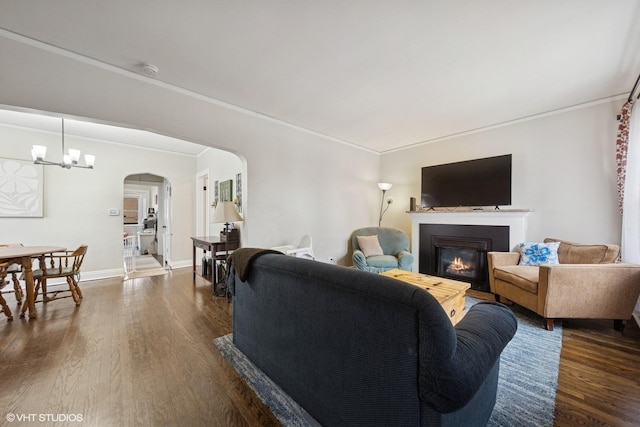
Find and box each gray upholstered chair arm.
[352,250,368,270]
[397,250,414,271]
[419,301,517,412]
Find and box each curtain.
[616,100,634,213]
[621,99,640,315]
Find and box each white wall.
[197,148,243,237]
[381,99,623,247]
[193,125,379,264]
[0,124,197,276]
[240,129,380,264]
[1,99,623,274]
[0,45,381,266]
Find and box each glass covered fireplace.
[435,239,487,283]
[438,247,480,280]
[420,224,510,292]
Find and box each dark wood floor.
[0,269,638,426]
[0,269,279,426]
[555,318,640,427]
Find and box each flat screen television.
[421,154,512,208]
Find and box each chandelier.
[31,118,96,169]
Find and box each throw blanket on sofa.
[228,248,284,281]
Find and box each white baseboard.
[41,259,193,287]
[165,259,192,270]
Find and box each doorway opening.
[196,171,209,236]
[123,173,172,278]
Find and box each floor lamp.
[211,201,243,297]
[378,182,393,226]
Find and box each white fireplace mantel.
[408,209,533,272]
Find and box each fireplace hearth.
[420,224,509,291]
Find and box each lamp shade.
[212,201,243,224]
[68,148,81,163]
[84,154,96,167]
[378,182,393,191]
[31,145,47,161]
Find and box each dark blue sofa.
[229,251,517,427]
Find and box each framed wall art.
[0,158,44,217]
[235,173,242,213]
[220,179,233,202]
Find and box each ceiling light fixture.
[31,118,96,169]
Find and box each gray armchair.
[351,227,413,273]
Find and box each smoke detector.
[140,63,159,77]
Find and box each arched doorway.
[123,173,172,277]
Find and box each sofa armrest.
[419,301,517,412]
[352,249,368,270]
[539,263,640,318]
[397,250,414,271]
[487,251,520,267]
[487,251,521,293]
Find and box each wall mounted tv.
[421,154,512,209]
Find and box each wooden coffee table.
[381,269,470,325]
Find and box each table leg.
[19,256,36,319]
[192,243,196,281]
[213,254,218,286]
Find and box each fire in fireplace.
[436,240,485,283]
[420,224,510,292]
[439,247,479,279]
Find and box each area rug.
[477,297,562,427]
[123,268,167,280]
[214,297,562,427]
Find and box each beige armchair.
[488,238,640,331]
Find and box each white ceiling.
[1,1,640,154]
[0,108,208,157]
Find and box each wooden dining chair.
[0,243,25,304]
[0,261,14,320]
[32,244,88,306]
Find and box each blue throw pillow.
[518,242,560,266]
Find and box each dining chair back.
[33,244,88,306]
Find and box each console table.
[191,236,239,290]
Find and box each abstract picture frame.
[0,157,44,217]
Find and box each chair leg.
[11,273,23,303]
[73,275,83,299]
[545,318,554,331]
[0,293,13,321]
[34,278,45,302]
[66,277,81,305]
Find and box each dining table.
[0,245,66,319]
